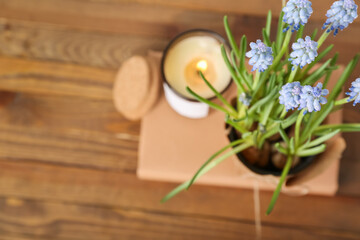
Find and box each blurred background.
[0,0,359,239]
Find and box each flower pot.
[227,127,315,176]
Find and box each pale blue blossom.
[279,82,302,111]
[299,83,329,113]
[323,0,358,36]
[346,78,360,106]
[289,36,318,69]
[246,40,273,72]
[283,0,313,32]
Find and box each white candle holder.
[161,29,232,119]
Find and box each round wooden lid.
[113,53,161,120]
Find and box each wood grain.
[0,159,360,234]
[0,0,359,239]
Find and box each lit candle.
[161,30,232,118]
[163,31,232,100]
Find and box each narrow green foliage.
[315,124,360,134]
[302,59,331,85]
[275,11,285,53]
[328,54,360,102]
[311,28,318,40]
[224,16,240,59]
[300,101,334,143]
[199,71,237,114]
[186,139,245,190]
[266,155,293,215]
[221,44,246,93]
[297,144,326,157]
[266,10,272,38]
[186,87,235,117]
[262,28,271,46]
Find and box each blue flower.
[289,36,318,69]
[323,0,358,36]
[245,40,273,72]
[279,82,303,111]
[346,78,360,106]
[239,92,252,107]
[299,83,329,113]
[283,0,313,32]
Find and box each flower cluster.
[246,40,273,72]
[279,82,329,113]
[279,82,302,111]
[346,78,360,106]
[283,0,313,32]
[289,36,318,69]
[323,0,358,36]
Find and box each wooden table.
[0,1,359,239]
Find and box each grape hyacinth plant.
[162,0,360,214]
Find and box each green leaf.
[278,124,290,145]
[239,35,248,75]
[275,11,285,53]
[248,88,278,115]
[262,28,271,47]
[266,10,272,38]
[231,50,252,90]
[324,53,339,88]
[186,139,245,190]
[302,59,331,85]
[302,129,340,149]
[297,144,326,157]
[224,16,240,59]
[315,123,360,134]
[186,87,234,116]
[311,28,318,40]
[328,54,360,102]
[267,155,293,215]
[221,44,246,93]
[161,142,253,203]
[199,71,236,114]
[300,101,334,143]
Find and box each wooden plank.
[0,93,140,136]
[0,0,346,23]
[0,159,359,234]
[0,20,168,68]
[0,124,138,171]
[0,13,359,70]
[1,197,358,240]
[1,0,360,42]
[0,56,117,99]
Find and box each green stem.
[335,97,350,106]
[267,154,293,215]
[295,109,305,148]
[317,27,330,49]
[271,31,292,71]
[287,67,298,83]
[252,70,260,89]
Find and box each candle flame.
[196,60,208,72]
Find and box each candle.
[163,31,232,100]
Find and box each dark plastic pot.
[227,127,315,176]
